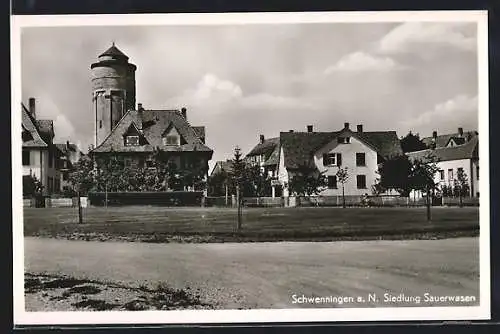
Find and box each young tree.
[376,154,413,196]
[288,163,327,197]
[23,174,43,197]
[230,146,245,231]
[453,169,470,207]
[400,131,428,153]
[68,155,95,195]
[409,154,439,221]
[336,167,349,208]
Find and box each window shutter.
[323,153,327,166]
[337,153,342,166]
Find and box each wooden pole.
[77,190,83,224]
[236,184,241,231]
[426,185,431,222]
[225,182,228,207]
[342,183,346,208]
[105,182,108,208]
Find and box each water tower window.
[125,135,139,146]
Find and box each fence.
[88,191,205,207]
[442,197,480,206]
[204,195,478,208]
[23,194,479,208]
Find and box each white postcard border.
[11,10,491,325]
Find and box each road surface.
[24,237,479,309]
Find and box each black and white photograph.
[11,11,490,325]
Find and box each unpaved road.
[24,237,479,310]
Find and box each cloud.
[33,96,77,144]
[324,52,404,74]
[379,22,476,54]
[401,94,478,133]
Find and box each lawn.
[23,206,479,243]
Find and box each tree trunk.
[426,185,431,222]
[342,184,346,209]
[236,184,242,231]
[77,191,83,224]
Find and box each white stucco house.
[246,123,403,198]
[407,128,479,198]
[22,98,63,195]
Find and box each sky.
[20,21,479,171]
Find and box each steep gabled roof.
[211,160,234,176]
[91,109,213,154]
[21,104,48,148]
[192,126,206,142]
[407,135,479,163]
[421,131,478,148]
[280,131,339,169]
[36,119,54,143]
[247,137,280,157]
[356,131,403,159]
[279,129,403,170]
[263,144,280,166]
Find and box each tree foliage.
[23,174,43,197]
[68,155,95,195]
[400,131,427,153]
[376,154,413,196]
[376,153,439,196]
[69,151,208,193]
[289,163,327,196]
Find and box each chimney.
[344,122,350,130]
[307,125,313,133]
[66,140,70,150]
[181,107,187,120]
[430,130,437,150]
[28,97,36,119]
[137,103,143,112]
[458,127,464,137]
[259,134,265,144]
[357,124,363,133]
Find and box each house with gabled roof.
[22,98,64,195]
[88,44,213,192]
[407,128,479,198]
[55,141,84,192]
[246,123,403,198]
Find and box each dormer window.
[163,135,179,146]
[125,135,140,146]
[338,137,350,144]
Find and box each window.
[337,137,350,144]
[62,172,68,181]
[357,175,367,189]
[163,135,179,146]
[356,153,366,166]
[22,151,30,166]
[124,158,132,167]
[327,175,337,189]
[476,166,479,180]
[439,170,444,180]
[146,160,155,168]
[99,120,102,128]
[125,135,140,146]
[448,169,454,181]
[457,167,464,176]
[323,153,342,166]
